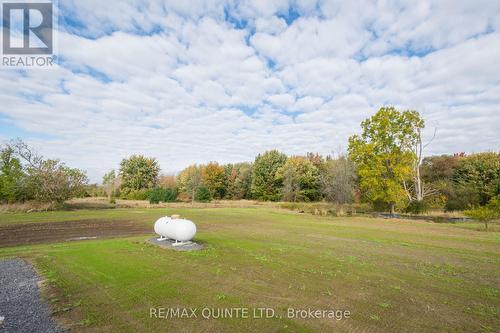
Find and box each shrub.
[122,189,151,200]
[194,186,211,202]
[372,200,390,212]
[405,200,428,214]
[444,185,480,211]
[148,187,177,204]
[464,198,500,231]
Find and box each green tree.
[201,162,227,199]
[119,155,160,195]
[6,139,88,204]
[148,187,177,204]
[194,185,211,202]
[453,152,500,206]
[421,154,463,183]
[225,162,253,199]
[0,146,26,203]
[251,150,287,201]
[26,159,88,203]
[421,154,464,210]
[348,107,421,213]
[464,198,500,231]
[276,156,320,202]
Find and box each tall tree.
[202,162,228,199]
[0,146,26,203]
[453,152,500,205]
[421,154,463,183]
[251,150,287,201]
[176,164,203,203]
[119,155,160,195]
[225,162,253,199]
[320,154,357,204]
[421,154,464,210]
[276,156,320,202]
[348,107,422,213]
[102,169,120,202]
[399,112,436,203]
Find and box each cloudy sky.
[1,0,499,182]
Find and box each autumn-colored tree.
[119,155,159,195]
[176,164,202,203]
[201,162,228,199]
[348,107,422,213]
[305,152,326,172]
[158,175,177,188]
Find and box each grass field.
[0,208,499,332]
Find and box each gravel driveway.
[0,259,63,333]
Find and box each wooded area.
[1,107,499,219]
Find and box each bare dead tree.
[7,138,43,169]
[403,127,439,201]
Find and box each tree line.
[1,107,499,216]
[100,150,357,205]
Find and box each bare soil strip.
[0,219,151,247]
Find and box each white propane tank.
[154,216,197,242]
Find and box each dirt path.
[0,219,152,247]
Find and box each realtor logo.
[1,0,56,68]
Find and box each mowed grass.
[0,208,499,332]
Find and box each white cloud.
[267,93,295,108]
[1,0,499,182]
[254,16,287,35]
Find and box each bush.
[464,198,500,231]
[122,189,151,200]
[444,184,480,211]
[372,200,391,212]
[194,186,211,202]
[148,187,177,204]
[405,200,428,214]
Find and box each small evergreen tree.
[194,186,211,202]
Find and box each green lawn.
[0,208,499,332]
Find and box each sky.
[1,0,499,183]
